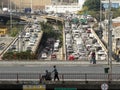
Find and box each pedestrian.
[89,51,93,63]
[52,65,59,81]
[91,51,96,64]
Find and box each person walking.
[88,51,92,63]
[91,51,96,64]
[52,65,59,81]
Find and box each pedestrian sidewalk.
[0,60,120,65]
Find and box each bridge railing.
[0,73,120,82]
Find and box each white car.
[101,55,106,60]
[35,29,41,32]
[41,53,47,59]
[28,41,35,46]
[24,33,31,38]
[72,53,79,59]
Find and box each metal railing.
[0,73,120,83]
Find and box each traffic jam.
[64,14,107,61]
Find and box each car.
[25,37,29,41]
[29,28,34,32]
[72,53,79,59]
[24,33,31,38]
[35,29,41,32]
[11,45,16,49]
[28,41,35,46]
[33,33,38,38]
[0,43,5,50]
[29,38,36,43]
[41,53,47,59]
[51,53,57,59]
[97,50,105,54]
[78,54,87,60]
[100,54,106,60]
[86,28,91,33]
[26,46,32,51]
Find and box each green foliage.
[2,51,37,60]
[83,0,100,11]
[9,27,19,37]
[111,8,120,18]
[6,20,24,37]
[40,22,63,47]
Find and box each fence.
[0,73,120,83]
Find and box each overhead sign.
[101,83,108,90]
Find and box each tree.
[77,6,88,15]
[83,0,100,11]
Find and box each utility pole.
[99,0,103,39]
[31,0,33,13]
[100,0,102,27]
[2,2,3,10]
[10,0,12,30]
[108,0,112,79]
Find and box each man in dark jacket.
[52,65,59,81]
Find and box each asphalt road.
[0,64,120,73]
[0,64,119,81]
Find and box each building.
[45,0,86,13]
[101,0,120,9]
[1,0,85,11]
[10,0,51,9]
[51,0,79,5]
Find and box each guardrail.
[0,73,119,83]
[0,22,30,58]
[91,28,108,54]
[41,15,64,23]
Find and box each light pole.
[10,0,12,30]
[100,0,102,28]
[30,0,33,13]
[108,0,112,73]
[108,0,112,80]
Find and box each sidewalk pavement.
[0,60,120,65]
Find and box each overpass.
[41,15,64,23]
[0,13,33,25]
[0,13,23,24]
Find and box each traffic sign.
[101,83,108,90]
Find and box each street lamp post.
[108,0,112,81]
[30,0,33,13]
[10,0,12,30]
[100,0,102,28]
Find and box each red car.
[51,54,57,59]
